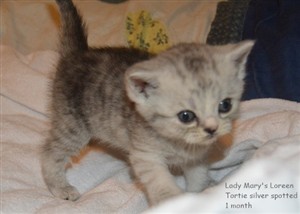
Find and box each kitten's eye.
[218,98,232,114]
[177,110,197,124]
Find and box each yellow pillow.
[126,10,171,54]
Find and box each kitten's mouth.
[206,133,217,140]
[187,136,217,146]
[199,132,219,145]
[203,137,217,145]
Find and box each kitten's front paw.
[50,185,81,201]
[149,188,182,206]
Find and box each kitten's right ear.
[226,40,255,80]
[125,64,159,104]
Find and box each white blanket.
[2,45,300,213]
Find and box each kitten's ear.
[228,40,255,79]
[125,64,159,104]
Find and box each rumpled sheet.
[2,44,300,213]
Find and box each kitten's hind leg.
[41,128,90,201]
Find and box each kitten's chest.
[164,143,210,167]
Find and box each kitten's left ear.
[125,62,159,104]
[228,40,255,79]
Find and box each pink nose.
[203,117,218,135]
[204,127,217,135]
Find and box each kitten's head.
[125,41,254,146]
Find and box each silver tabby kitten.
[42,0,254,205]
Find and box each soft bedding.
[2,45,300,213]
[1,0,300,213]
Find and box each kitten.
[41,0,254,205]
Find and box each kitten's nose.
[204,127,217,135]
[203,116,218,135]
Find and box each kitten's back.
[53,0,152,145]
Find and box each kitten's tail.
[55,0,88,56]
